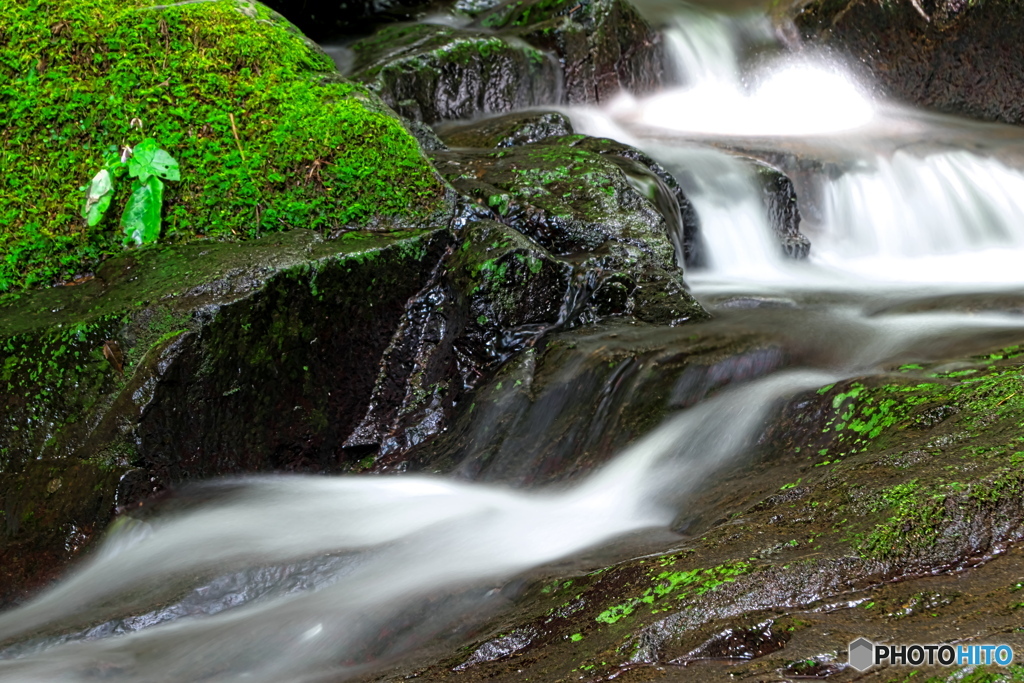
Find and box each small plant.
[81,138,180,246]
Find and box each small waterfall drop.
[0,372,828,682]
[662,4,772,87]
[808,149,1024,283]
[660,148,785,277]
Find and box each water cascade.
[7,1,1024,681]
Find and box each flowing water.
[7,3,1024,681]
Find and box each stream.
[5,2,1024,681]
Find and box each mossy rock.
[0,228,451,602]
[349,0,664,123]
[374,341,1024,681]
[779,0,1024,126]
[429,135,707,325]
[0,0,451,292]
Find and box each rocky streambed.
[3,0,1024,680]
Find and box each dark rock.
[781,0,1024,126]
[350,0,665,123]
[407,323,786,485]
[428,135,707,325]
[258,0,430,41]
[345,219,576,463]
[0,229,450,602]
[437,111,575,148]
[753,161,810,259]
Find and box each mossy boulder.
[0,0,450,292]
[429,134,707,326]
[779,0,1024,125]
[349,0,665,123]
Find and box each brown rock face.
[784,0,1024,125]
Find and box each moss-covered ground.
[0,0,448,291]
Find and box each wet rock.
[0,229,452,602]
[681,620,790,662]
[437,111,575,149]
[344,219,576,463]
[375,341,1024,681]
[780,0,1024,126]
[349,0,665,123]
[408,323,785,485]
[429,136,707,326]
[350,23,561,123]
[753,161,810,259]
[568,136,703,267]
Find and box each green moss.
[594,560,753,624]
[0,0,447,291]
[804,347,1024,560]
[0,228,443,474]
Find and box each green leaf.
[121,176,164,246]
[128,139,157,182]
[81,169,115,227]
[128,138,180,182]
[151,148,180,181]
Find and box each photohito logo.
[848,638,1015,671]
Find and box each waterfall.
[662,5,771,87]
[809,149,1024,284]
[658,147,785,277]
[0,372,828,681]
[11,2,1024,680]
[614,5,1024,288]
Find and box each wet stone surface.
[364,339,1024,683]
[782,0,1024,127]
[348,0,665,123]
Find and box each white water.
[0,371,828,681]
[8,3,1024,681]
[604,4,1024,289]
